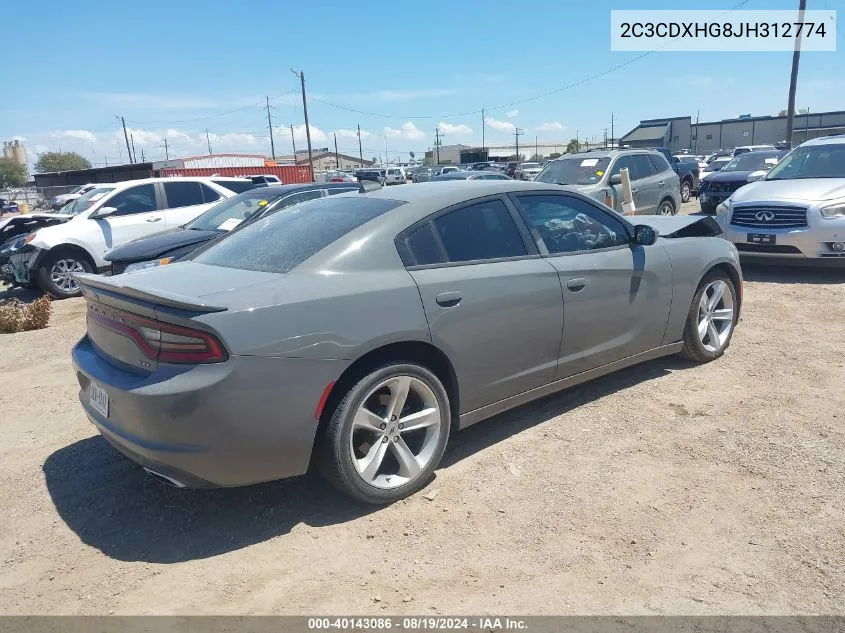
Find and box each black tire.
[680,180,692,203]
[657,198,676,216]
[316,362,451,504]
[36,248,93,299]
[679,270,738,363]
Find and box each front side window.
[629,155,657,180]
[194,197,403,273]
[163,181,205,208]
[511,194,629,255]
[105,184,157,216]
[429,200,526,263]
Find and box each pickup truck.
[654,147,698,203]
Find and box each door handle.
[146,217,162,223]
[631,188,638,194]
[566,278,587,292]
[658,180,665,187]
[435,291,462,307]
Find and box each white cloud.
[506,109,519,118]
[534,122,566,132]
[484,117,515,133]
[51,129,97,143]
[123,128,166,145]
[335,128,371,139]
[384,121,425,141]
[437,122,473,136]
[287,123,327,144]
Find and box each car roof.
[802,134,845,147]
[250,182,360,193]
[352,180,563,207]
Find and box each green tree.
[409,151,415,160]
[566,139,581,154]
[34,151,91,173]
[530,154,542,161]
[371,156,378,165]
[548,152,562,159]
[0,158,28,188]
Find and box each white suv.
[10,177,245,298]
[383,167,406,185]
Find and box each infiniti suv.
[716,135,845,263]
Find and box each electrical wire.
[309,0,749,120]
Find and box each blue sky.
[2,0,842,165]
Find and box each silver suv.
[534,149,682,215]
[716,135,845,264]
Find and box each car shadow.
[0,284,44,303]
[44,355,691,564]
[741,263,845,284]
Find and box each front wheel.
[36,249,93,299]
[679,271,738,363]
[317,363,451,504]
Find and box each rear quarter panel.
[659,237,741,345]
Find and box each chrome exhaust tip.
[143,467,187,488]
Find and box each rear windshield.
[194,196,404,273]
[212,179,255,193]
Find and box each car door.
[628,154,661,214]
[398,196,564,413]
[94,183,163,255]
[508,191,672,377]
[162,180,220,228]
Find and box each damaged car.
[72,181,740,504]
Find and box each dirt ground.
[1,202,844,615]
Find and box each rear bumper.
[72,335,350,487]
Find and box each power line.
[124,90,299,126]
[308,0,748,121]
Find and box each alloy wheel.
[681,182,691,202]
[659,201,675,215]
[697,279,735,353]
[349,375,443,489]
[50,258,85,293]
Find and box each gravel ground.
[1,202,844,615]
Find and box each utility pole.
[535,136,538,159]
[434,127,443,164]
[610,113,615,148]
[290,124,297,158]
[357,123,364,167]
[334,132,339,169]
[603,128,608,147]
[266,96,276,160]
[130,133,137,164]
[206,129,213,155]
[119,116,133,164]
[804,106,811,142]
[785,0,807,149]
[481,107,485,155]
[384,134,389,165]
[162,138,169,160]
[140,149,145,163]
[694,110,700,152]
[514,127,524,160]
[291,68,314,181]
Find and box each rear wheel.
[680,180,692,203]
[679,271,738,363]
[317,363,451,504]
[657,198,676,215]
[36,249,93,299]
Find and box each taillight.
[88,304,227,364]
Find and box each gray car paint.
[72,180,741,488]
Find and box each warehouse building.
[620,110,845,153]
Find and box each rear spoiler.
[76,273,228,313]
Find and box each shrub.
[0,296,52,333]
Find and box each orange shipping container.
[159,164,313,184]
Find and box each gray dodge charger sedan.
[72,181,742,503]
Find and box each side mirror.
[92,206,117,218]
[746,170,767,183]
[609,174,622,186]
[633,224,658,246]
[671,156,680,164]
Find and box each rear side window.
[428,200,526,263]
[649,154,671,173]
[212,179,254,194]
[163,181,205,208]
[194,197,403,273]
[405,224,446,266]
[200,183,221,203]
